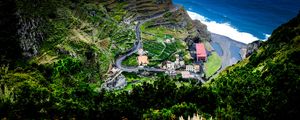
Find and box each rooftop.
[196,43,207,57]
[138,55,149,65]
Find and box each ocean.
[173,0,300,43]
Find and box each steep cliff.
[208,13,300,119]
[0,0,210,75]
[245,40,263,57]
[0,1,212,118]
[142,6,210,43]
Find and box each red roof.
[196,43,207,58]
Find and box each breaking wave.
[187,11,261,44]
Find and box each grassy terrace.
[204,52,222,78]
[122,54,138,66]
[140,23,191,66]
[28,1,137,79]
[143,41,178,60]
[141,24,188,40]
[121,73,157,91]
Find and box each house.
[186,64,201,73]
[111,67,120,74]
[186,65,194,72]
[138,55,149,66]
[166,61,176,70]
[196,43,207,61]
[194,65,200,73]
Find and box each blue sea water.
[173,0,300,43]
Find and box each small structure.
[193,65,200,73]
[138,56,149,66]
[179,61,185,67]
[196,43,207,61]
[186,65,194,72]
[165,39,171,43]
[166,61,176,70]
[175,54,185,69]
[186,64,201,73]
[111,67,120,74]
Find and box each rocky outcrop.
[145,6,210,45]
[192,20,210,42]
[17,13,44,57]
[245,40,263,57]
[0,0,46,60]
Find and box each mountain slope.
[0,0,299,119]
[0,0,210,119]
[208,13,300,119]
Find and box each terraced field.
[143,40,177,61]
[143,41,165,57]
[158,42,177,60]
[125,0,171,19]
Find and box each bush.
[52,57,81,78]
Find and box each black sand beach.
[210,33,247,71]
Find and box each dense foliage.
[209,13,300,119]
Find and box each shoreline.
[187,11,261,44]
[207,32,248,80]
[209,32,247,70]
[211,33,247,47]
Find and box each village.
[136,41,207,79]
[102,36,209,90]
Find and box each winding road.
[114,6,206,84]
[115,6,180,73]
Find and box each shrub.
[52,57,81,78]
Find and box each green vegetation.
[144,40,178,60]
[122,54,138,66]
[1,0,299,119]
[206,14,300,119]
[143,39,185,67]
[122,72,158,91]
[158,42,178,60]
[18,0,136,80]
[141,19,193,66]
[144,41,165,57]
[141,25,188,40]
[204,52,222,78]
[142,34,190,66]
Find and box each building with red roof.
[196,43,207,61]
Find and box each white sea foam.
[263,33,271,41]
[187,11,260,44]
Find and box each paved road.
[115,6,179,73]
[190,73,206,84]
[115,22,142,72]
